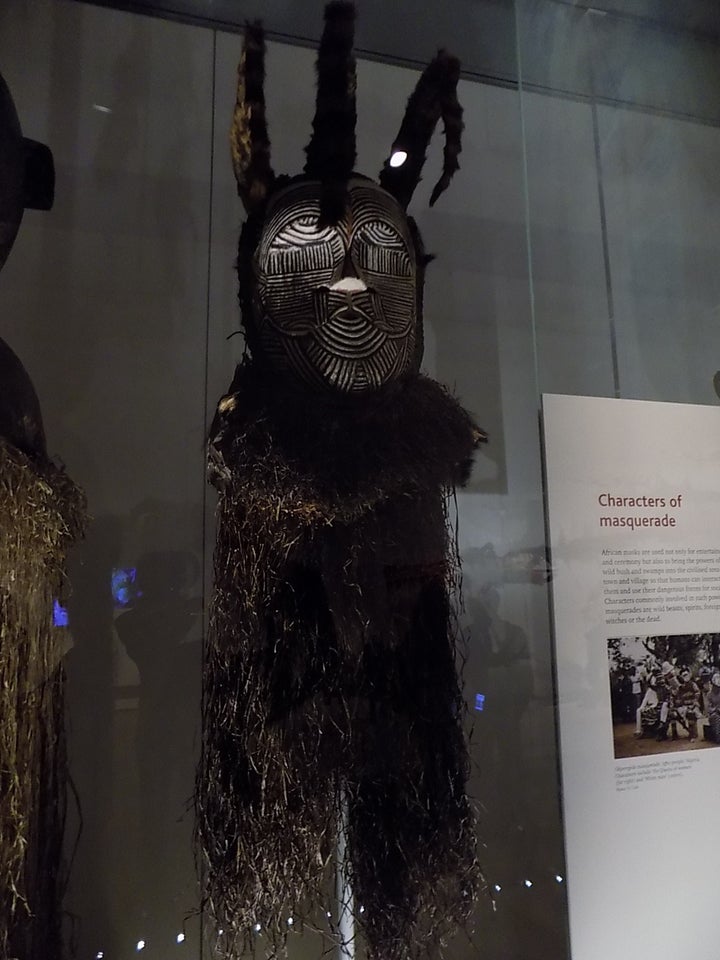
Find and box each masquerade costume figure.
[197,5,483,957]
[0,73,87,959]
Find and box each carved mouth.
[313,312,388,359]
[300,337,409,392]
[258,286,416,392]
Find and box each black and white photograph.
[608,634,720,759]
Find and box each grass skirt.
[197,364,481,958]
[0,440,86,959]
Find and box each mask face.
[252,177,419,393]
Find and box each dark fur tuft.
[429,60,463,206]
[380,51,463,210]
[305,1,357,222]
[231,21,275,213]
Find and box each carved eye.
[353,219,413,277]
[355,221,406,249]
[272,216,336,249]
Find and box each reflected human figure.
[64,516,121,956]
[467,586,532,800]
[115,550,201,939]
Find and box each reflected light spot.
[253,923,261,933]
[326,911,332,919]
[389,150,407,168]
[555,874,564,883]
[524,879,533,888]
[176,932,185,943]
[136,942,146,952]
[493,883,501,893]
[359,905,365,914]
[92,103,112,114]
[287,917,294,926]
[96,953,104,959]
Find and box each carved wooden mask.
[252,177,419,393]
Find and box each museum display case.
[1,1,719,957]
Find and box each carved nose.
[330,276,367,292]
[342,248,357,278]
[330,250,367,292]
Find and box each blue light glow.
[112,567,138,607]
[474,693,486,712]
[53,599,69,627]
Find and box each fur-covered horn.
[304,1,357,224]
[230,21,275,214]
[379,50,463,209]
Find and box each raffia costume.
[197,6,483,957]
[0,380,86,960]
[0,71,87,960]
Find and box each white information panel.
[542,393,720,960]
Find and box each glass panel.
[518,1,720,958]
[1,0,571,957]
[0,1,213,956]
[520,89,617,397]
[599,106,720,403]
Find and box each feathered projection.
[196,5,484,958]
[0,72,87,960]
